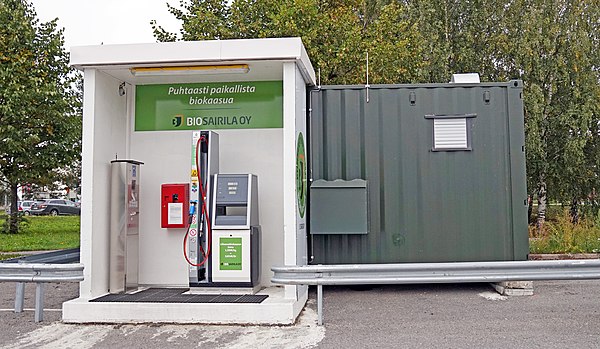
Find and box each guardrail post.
[14,282,25,313]
[317,284,323,326]
[34,283,44,322]
[1,263,84,322]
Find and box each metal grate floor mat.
[90,288,268,304]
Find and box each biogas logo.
[172,114,183,127]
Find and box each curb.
[529,253,600,260]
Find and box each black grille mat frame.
[91,288,268,304]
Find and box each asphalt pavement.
[0,280,599,348]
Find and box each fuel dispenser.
[210,174,261,289]
[186,130,219,286]
[159,131,260,291]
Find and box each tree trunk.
[536,181,547,235]
[570,197,579,224]
[9,182,19,234]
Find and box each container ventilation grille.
[433,118,468,149]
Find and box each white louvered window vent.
[425,113,475,151]
[433,118,468,150]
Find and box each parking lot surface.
[1,280,599,348]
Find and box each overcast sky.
[29,0,182,50]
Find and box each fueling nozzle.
[189,200,197,224]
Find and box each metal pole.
[317,284,323,326]
[365,52,370,103]
[14,282,24,313]
[34,283,44,322]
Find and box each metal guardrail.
[2,248,80,264]
[0,263,84,322]
[272,260,600,325]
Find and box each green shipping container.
[309,80,528,264]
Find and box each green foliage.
[0,216,80,252]
[529,210,600,254]
[529,203,576,222]
[152,0,425,84]
[0,213,28,233]
[0,0,82,233]
[507,0,600,208]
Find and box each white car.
[5,200,38,215]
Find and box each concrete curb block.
[491,254,600,297]
[491,281,534,296]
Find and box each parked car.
[30,199,81,216]
[5,200,39,215]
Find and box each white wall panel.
[80,69,128,298]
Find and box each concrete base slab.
[63,286,306,325]
[491,281,534,296]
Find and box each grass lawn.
[0,215,80,252]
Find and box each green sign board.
[135,81,283,131]
[219,237,242,271]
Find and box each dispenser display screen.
[215,175,248,204]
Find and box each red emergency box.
[161,184,189,229]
